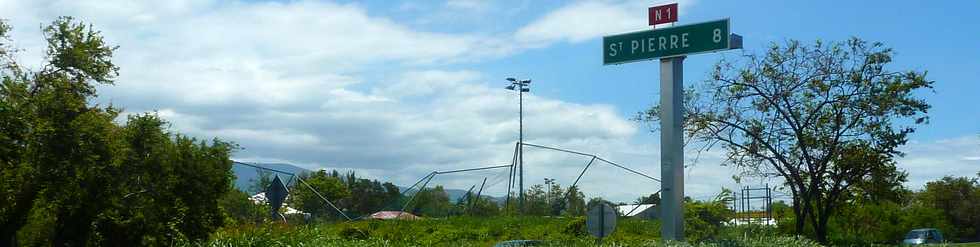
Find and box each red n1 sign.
[648,3,678,26]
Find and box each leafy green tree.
[409,185,451,217]
[827,201,951,245]
[0,17,235,245]
[684,196,734,242]
[219,187,269,225]
[0,16,122,245]
[543,178,566,216]
[331,170,401,217]
[563,186,587,216]
[523,184,550,216]
[918,176,980,241]
[289,170,350,219]
[585,197,616,214]
[637,38,932,243]
[634,193,662,205]
[247,169,274,194]
[381,182,401,209]
[501,193,520,215]
[468,196,500,217]
[849,158,912,204]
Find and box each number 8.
[713,29,722,43]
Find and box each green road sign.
[603,19,729,65]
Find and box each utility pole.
[506,77,531,211]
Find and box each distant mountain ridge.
[231,162,310,193]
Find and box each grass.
[178,216,824,247]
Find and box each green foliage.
[289,170,350,219]
[454,195,500,217]
[219,188,269,225]
[0,17,234,245]
[826,201,951,245]
[184,217,822,247]
[684,196,735,242]
[524,184,550,215]
[638,38,933,244]
[564,186,587,216]
[334,170,401,217]
[408,185,452,217]
[247,169,274,195]
[917,176,980,241]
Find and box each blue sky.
[2,0,977,202]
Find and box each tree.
[289,170,350,219]
[635,193,662,205]
[684,196,734,242]
[918,176,980,241]
[563,186,587,216]
[544,178,566,216]
[0,17,235,245]
[849,157,911,204]
[467,196,500,217]
[585,197,616,213]
[638,38,932,243]
[1,16,121,244]
[409,185,451,217]
[330,170,401,217]
[248,169,274,195]
[523,184,550,215]
[219,186,269,225]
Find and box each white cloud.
[897,136,980,190]
[0,0,742,203]
[515,0,696,46]
[516,1,640,44]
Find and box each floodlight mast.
[505,77,531,212]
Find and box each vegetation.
[288,170,350,219]
[917,176,980,242]
[776,172,980,245]
[2,16,977,247]
[178,217,822,247]
[638,38,933,243]
[0,17,234,245]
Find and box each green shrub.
[563,217,587,236]
[338,224,369,240]
[185,216,828,246]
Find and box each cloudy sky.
[1,0,977,202]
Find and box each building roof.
[369,211,420,220]
[250,192,307,215]
[615,204,656,217]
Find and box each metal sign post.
[601,2,742,241]
[660,56,685,240]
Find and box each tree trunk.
[792,196,806,236]
[814,209,831,244]
[813,199,835,245]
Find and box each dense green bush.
[826,201,952,245]
[181,217,821,247]
[0,17,234,245]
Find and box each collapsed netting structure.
[234,141,664,221]
[399,142,663,217]
[232,161,353,221]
